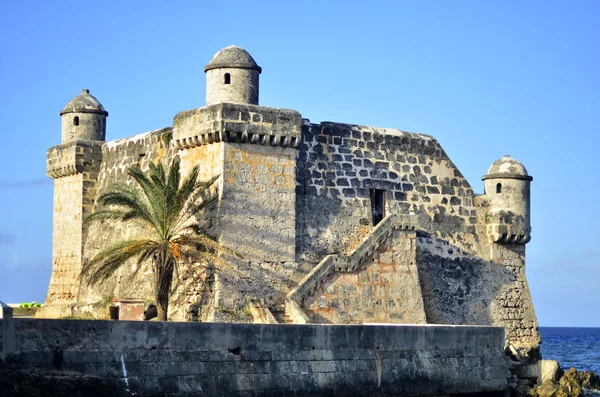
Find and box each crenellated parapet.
[172,103,302,150]
[486,211,531,244]
[46,140,103,179]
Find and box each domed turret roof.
[60,89,108,116]
[204,45,262,73]
[483,155,532,181]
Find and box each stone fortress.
[41,45,540,356]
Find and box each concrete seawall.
[1,318,510,396]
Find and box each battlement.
[172,103,302,149]
[486,210,531,244]
[46,140,103,178]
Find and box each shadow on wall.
[204,185,307,312]
[415,231,510,327]
[294,184,347,262]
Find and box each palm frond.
[85,157,229,320]
[82,239,158,286]
[168,175,220,236]
[86,209,129,223]
[173,234,235,257]
[94,184,161,234]
[128,165,167,234]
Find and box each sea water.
[540,327,600,373]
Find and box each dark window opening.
[370,189,386,226]
[496,183,502,194]
[138,153,145,166]
[73,116,79,126]
[224,73,231,84]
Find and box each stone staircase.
[270,306,293,324]
[282,213,417,323]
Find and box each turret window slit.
[224,73,231,84]
[73,116,79,126]
[496,183,502,194]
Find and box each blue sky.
[0,1,598,327]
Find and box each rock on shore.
[534,367,600,397]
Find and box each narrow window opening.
[138,153,145,167]
[73,116,79,126]
[496,183,502,194]
[370,189,386,226]
[224,73,231,84]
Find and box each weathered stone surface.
[576,370,600,391]
[2,319,510,396]
[533,367,600,397]
[540,359,563,384]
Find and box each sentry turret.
[60,89,108,143]
[483,155,532,244]
[204,45,261,106]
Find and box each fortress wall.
[305,229,427,325]
[221,143,296,262]
[171,142,224,320]
[177,141,224,236]
[415,233,509,326]
[489,243,540,348]
[3,319,509,396]
[42,141,103,317]
[96,128,172,193]
[296,122,479,264]
[295,122,539,349]
[76,130,173,314]
[415,232,540,349]
[171,104,306,315]
[197,143,301,313]
[45,173,85,313]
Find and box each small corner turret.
[204,45,261,106]
[60,89,108,143]
[483,155,532,244]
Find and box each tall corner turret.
[41,89,107,318]
[204,45,261,106]
[60,88,108,143]
[482,155,532,244]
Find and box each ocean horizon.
[540,327,600,374]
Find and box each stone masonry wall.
[416,232,510,326]
[76,129,174,317]
[295,121,478,264]
[295,120,540,349]
[201,143,304,314]
[169,103,306,316]
[221,143,296,262]
[489,243,540,349]
[41,141,103,318]
[305,229,427,325]
[44,174,86,316]
[2,319,510,396]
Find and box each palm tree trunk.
[155,258,174,321]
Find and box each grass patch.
[13,306,40,316]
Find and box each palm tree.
[82,158,222,321]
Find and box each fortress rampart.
[1,315,510,396]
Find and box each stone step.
[270,307,292,324]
